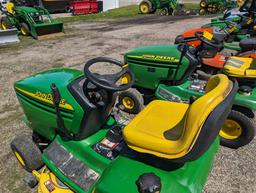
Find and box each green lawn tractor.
[199,0,238,15]
[0,2,64,39]
[203,0,256,27]
[139,0,183,15]
[118,43,256,149]
[223,0,254,20]
[11,56,237,193]
[178,10,256,51]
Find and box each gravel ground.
[0,14,255,193]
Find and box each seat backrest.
[177,74,237,162]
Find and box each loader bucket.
[31,22,64,40]
[0,29,20,46]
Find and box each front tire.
[20,22,30,36]
[199,8,206,15]
[118,88,144,114]
[0,17,12,30]
[11,135,44,172]
[219,110,255,149]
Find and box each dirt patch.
[0,14,255,193]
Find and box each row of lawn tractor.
[118,0,256,149]
[199,0,240,15]
[138,0,244,15]
[9,1,256,193]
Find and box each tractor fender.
[234,90,256,112]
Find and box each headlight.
[158,88,184,102]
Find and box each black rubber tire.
[65,5,71,13]
[199,8,207,15]
[0,17,13,29]
[10,135,44,172]
[118,88,144,114]
[20,22,30,36]
[200,0,208,8]
[139,0,153,14]
[160,7,169,16]
[220,110,255,149]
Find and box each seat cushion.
[223,56,256,77]
[239,38,256,52]
[123,100,189,158]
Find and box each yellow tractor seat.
[123,74,238,162]
[223,56,256,78]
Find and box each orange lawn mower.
[175,30,256,78]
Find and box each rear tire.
[0,17,12,30]
[11,135,44,172]
[219,110,255,149]
[118,88,144,114]
[20,22,30,36]
[200,0,208,8]
[139,0,152,14]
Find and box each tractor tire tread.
[0,17,13,29]
[220,110,255,149]
[10,135,43,172]
[118,88,144,114]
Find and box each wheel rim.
[199,9,206,15]
[20,26,28,36]
[121,73,131,85]
[219,119,242,140]
[200,1,207,8]
[1,21,7,30]
[140,3,149,14]
[122,96,135,110]
[14,151,25,167]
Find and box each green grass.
[57,3,199,23]
[184,3,199,10]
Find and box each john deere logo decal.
[15,87,74,111]
[35,91,68,107]
[128,55,179,62]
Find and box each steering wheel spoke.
[84,57,134,92]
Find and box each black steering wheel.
[195,31,223,49]
[84,57,134,92]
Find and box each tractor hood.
[14,69,83,111]
[125,44,181,65]
[14,69,84,140]
[124,44,197,90]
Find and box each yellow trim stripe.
[15,87,74,111]
[127,55,179,62]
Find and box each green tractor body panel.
[5,6,64,39]
[224,41,241,50]
[150,0,181,10]
[125,45,190,90]
[202,16,241,28]
[42,130,219,193]
[155,81,256,111]
[14,69,83,140]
